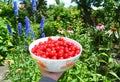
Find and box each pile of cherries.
[31,37,80,60]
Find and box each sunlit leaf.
[99,60,107,64]
[109,71,120,80]
[0,55,3,60]
[0,40,3,43]
[99,48,110,51]
[71,79,78,82]
[100,53,109,57]
[0,36,3,39]
[7,41,13,46]
[108,57,114,63]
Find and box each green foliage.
[24,0,47,22]
[37,0,47,16]
[5,45,41,82]
[59,52,120,82]
[0,2,14,23]
[44,6,80,36]
[55,0,60,5]
[0,17,13,65]
[104,0,120,28]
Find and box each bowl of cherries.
[29,36,82,72]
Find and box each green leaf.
[96,62,100,67]
[0,36,3,39]
[100,53,109,57]
[99,48,110,51]
[0,40,3,43]
[109,71,120,80]
[108,57,114,63]
[99,60,107,64]
[2,47,8,51]
[0,55,3,60]
[71,79,78,82]
[7,41,13,46]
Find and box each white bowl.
[29,36,82,72]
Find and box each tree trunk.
[83,7,94,26]
[76,0,94,26]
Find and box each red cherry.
[31,37,81,59]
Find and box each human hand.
[40,69,63,81]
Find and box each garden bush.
[44,5,80,36]
[0,0,120,82]
[0,17,13,65]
